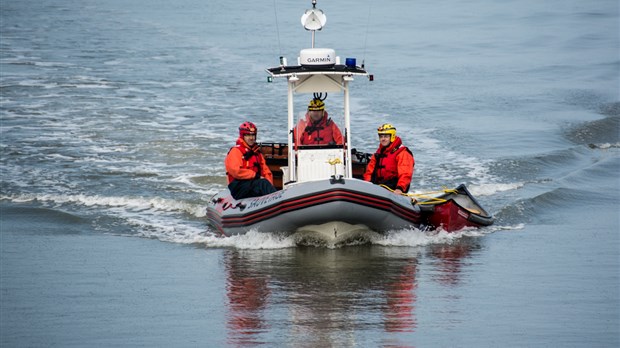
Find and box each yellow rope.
[378,185,458,205]
[408,195,447,205]
[378,185,484,214]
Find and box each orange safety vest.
[364,136,414,192]
[225,138,273,185]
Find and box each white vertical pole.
[343,79,352,178]
[288,78,296,182]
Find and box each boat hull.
[207,178,423,237]
[293,221,381,247]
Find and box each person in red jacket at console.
[225,121,277,200]
[363,123,415,194]
[294,94,344,146]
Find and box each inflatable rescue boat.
[206,1,493,241]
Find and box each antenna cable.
[362,1,372,68]
[273,0,282,57]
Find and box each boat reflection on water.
[384,258,417,333]
[224,251,271,345]
[427,237,481,287]
[222,240,479,346]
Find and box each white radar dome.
[299,48,336,67]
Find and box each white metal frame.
[267,1,369,186]
[282,71,359,185]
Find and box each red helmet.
[239,121,257,137]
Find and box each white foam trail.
[124,216,209,243]
[1,193,207,218]
[204,230,297,249]
[373,228,471,247]
[593,142,620,149]
[486,223,525,232]
[468,182,525,196]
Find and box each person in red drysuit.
[224,121,276,200]
[363,123,414,194]
[294,96,344,146]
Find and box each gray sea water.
[1,0,619,346]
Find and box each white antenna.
[300,0,326,48]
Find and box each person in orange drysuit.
[363,123,414,194]
[294,95,344,146]
[225,121,276,200]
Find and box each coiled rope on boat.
[378,185,458,205]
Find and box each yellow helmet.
[308,98,325,111]
[377,123,397,142]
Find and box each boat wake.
[197,224,516,250]
[1,188,521,250]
